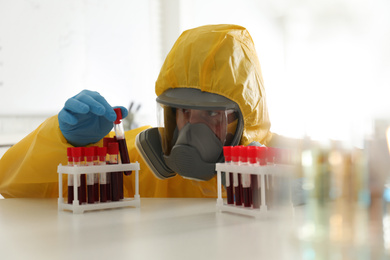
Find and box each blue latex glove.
[58,90,128,147]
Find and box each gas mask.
[136,88,243,181]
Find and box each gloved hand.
[58,90,128,147]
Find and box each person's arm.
[0,115,70,197]
[0,90,128,198]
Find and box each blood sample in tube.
[232,146,242,206]
[67,147,74,204]
[266,147,274,208]
[92,146,99,201]
[239,146,252,207]
[103,137,115,162]
[108,142,120,201]
[258,146,268,166]
[79,147,87,204]
[72,147,82,205]
[98,147,108,202]
[248,146,260,209]
[223,146,234,205]
[267,147,276,165]
[85,147,95,204]
[113,108,132,176]
[259,146,268,208]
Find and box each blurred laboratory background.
[1,0,389,144]
[1,0,390,257]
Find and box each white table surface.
[0,198,388,260]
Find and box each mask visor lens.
[157,103,238,156]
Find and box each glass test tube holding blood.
[113,108,132,176]
[231,146,243,206]
[98,147,108,202]
[85,147,95,204]
[79,147,87,204]
[248,146,268,209]
[108,142,121,202]
[223,146,234,205]
[239,146,252,207]
[103,138,115,201]
[67,147,74,204]
[92,146,99,202]
[70,147,83,204]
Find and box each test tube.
[248,146,260,209]
[85,147,95,204]
[67,147,74,204]
[113,108,132,176]
[108,142,121,201]
[72,147,82,205]
[232,146,242,206]
[266,147,276,208]
[258,147,268,209]
[98,147,108,202]
[267,147,276,165]
[103,137,115,162]
[239,146,252,207]
[79,147,87,204]
[223,146,234,205]
[92,146,99,201]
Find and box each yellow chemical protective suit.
[0,24,274,198]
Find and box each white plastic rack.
[58,162,140,214]
[216,163,296,218]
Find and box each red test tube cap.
[85,147,95,161]
[67,147,73,163]
[231,146,240,163]
[67,147,72,156]
[267,147,275,163]
[108,142,119,155]
[103,137,115,148]
[274,148,282,164]
[72,147,82,163]
[258,147,267,165]
[66,147,73,162]
[92,146,98,158]
[247,146,258,164]
[80,147,85,158]
[97,147,107,157]
[239,146,248,163]
[223,146,232,162]
[114,108,122,124]
[97,147,107,162]
[72,147,82,157]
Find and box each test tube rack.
[216,163,297,218]
[57,162,140,214]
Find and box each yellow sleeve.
[0,116,222,198]
[0,115,69,198]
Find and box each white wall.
[0,0,157,125]
[1,0,390,146]
[177,0,390,146]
